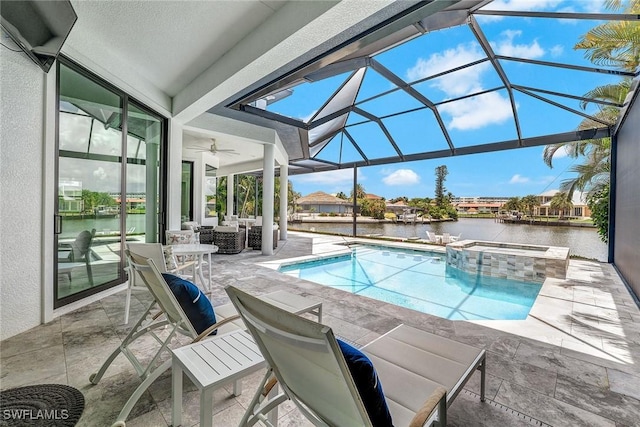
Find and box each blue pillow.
[161,273,217,335]
[337,339,393,427]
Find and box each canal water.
[289,217,608,261]
[61,215,608,261]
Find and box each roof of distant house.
[296,191,350,205]
[365,193,383,200]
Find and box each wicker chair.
[181,221,214,244]
[248,226,278,250]
[212,226,246,254]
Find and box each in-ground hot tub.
[446,240,570,283]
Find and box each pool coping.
[256,238,447,271]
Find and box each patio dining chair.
[225,285,486,427]
[58,228,96,285]
[91,252,243,427]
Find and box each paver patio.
[1,231,639,426]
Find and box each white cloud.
[492,31,544,59]
[482,0,563,12]
[439,91,513,130]
[509,174,530,184]
[382,169,420,186]
[549,45,564,57]
[292,169,362,185]
[93,167,107,180]
[406,42,488,95]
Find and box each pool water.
[279,245,543,321]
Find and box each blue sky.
[273,0,616,200]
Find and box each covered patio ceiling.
[211,0,639,176]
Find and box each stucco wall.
[0,49,45,339]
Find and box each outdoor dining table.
[171,243,218,291]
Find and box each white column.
[279,163,288,241]
[168,121,183,231]
[262,144,275,255]
[227,173,234,219]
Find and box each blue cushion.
[161,274,217,335]
[337,339,393,427]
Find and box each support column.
[168,121,183,232]
[145,127,159,242]
[279,163,288,241]
[353,165,357,237]
[262,144,275,255]
[227,173,234,219]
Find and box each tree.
[361,199,386,219]
[274,178,300,218]
[543,0,638,231]
[588,184,610,242]
[335,191,348,200]
[503,197,521,212]
[521,195,540,217]
[550,192,573,219]
[390,196,408,204]
[434,165,448,208]
[81,190,116,214]
[350,184,366,201]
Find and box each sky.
[278,0,615,200]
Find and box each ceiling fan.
[194,138,239,155]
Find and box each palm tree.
[350,184,366,201]
[542,0,638,239]
[503,197,522,213]
[550,192,573,219]
[521,194,540,217]
[544,0,638,191]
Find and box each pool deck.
[2,231,639,426]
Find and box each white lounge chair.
[225,285,486,427]
[92,253,242,427]
[123,243,197,324]
[426,231,438,243]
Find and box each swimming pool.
[279,245,543,321]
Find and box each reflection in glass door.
[126,103,162,244]
[181,162,193,222]
[55,59,165,307]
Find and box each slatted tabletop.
[173,330,265,389]
[171,330,267,427]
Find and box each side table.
[171,329,265,427]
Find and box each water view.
[290,217,608,261]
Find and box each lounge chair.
[123,243,197,324]
[91,252,242,427]
[225,285,486,427]
[425,231,438,243]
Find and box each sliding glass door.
[55,58,166,307]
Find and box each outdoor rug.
[0,384,84,426]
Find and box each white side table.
[171,329,265,427]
